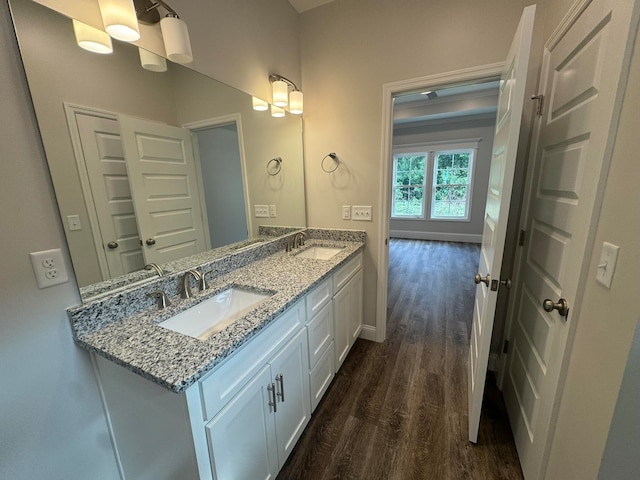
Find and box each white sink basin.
[295,246,344,260]
[159,288,271,340]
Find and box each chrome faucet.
[294,232,306,248]
[145,263,164,277]
[182,269,205,299]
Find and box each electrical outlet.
[269,205,277,218]
[342,205,351,220]
[30,248,69,288]
[352,205,372,221]
[254,205,269,218]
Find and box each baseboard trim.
[390,230,482,244]
[358,325,378,342]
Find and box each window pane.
[393,186,424,216]
[433,186,468,217]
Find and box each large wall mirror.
[9,0,306,302]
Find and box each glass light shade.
[252,97,269,111]
[160,16,193,64]
[98,0,140,42]
[289,90,303,114]
[73,19,113,54]
[271,105,285,118]
[272,80,289,107]
[139,48,167,72]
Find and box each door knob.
[145,238,156,246]
[542,298,569,318]
[474,273,490,287]
[501,278,512,289]
[107,241,118,249]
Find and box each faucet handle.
[147,291,171,309]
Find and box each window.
[431,149,474,220]
[391,142,476,221]
[392,154,426,218]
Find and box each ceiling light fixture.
[269,73,303,115]
[72,19,113,54]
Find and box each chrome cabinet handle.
[267,383,277,412]
[145,238,156,246]
[276,374,285,402]
[543,298,570,318]
[474,273,490,287]
[107,241,118,249]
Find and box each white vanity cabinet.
[332,253,363,371]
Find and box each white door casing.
[76,113,145,279]
[119,115,207,265]
[501,0,639,478]
[468,5,536,444]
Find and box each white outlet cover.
[254,205,269,218]
[30,248,69,288]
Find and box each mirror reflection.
[10,0,306,301]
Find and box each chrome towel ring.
[267,157,282,176]
[321,152,339,173]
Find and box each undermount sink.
[159,288,272,340]
[295,245,344,260]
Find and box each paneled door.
[468,5,535,443]
[76,113,144,278]
[119,115,207,265]
[501,0,638,478]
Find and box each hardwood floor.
[277,239,523,480]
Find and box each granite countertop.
[72,238,364,393]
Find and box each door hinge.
[503,340,510,354]
[518,229,526,247]
[531,94,544,115]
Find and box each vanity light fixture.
[72,19,113,54]
[269,73,303,114]
[252,97,269,111]
[138,47,167,72]
[98,0,141,42]
[271,105,286,118]
[135,0,193,64]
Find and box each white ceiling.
[288,0,335,13]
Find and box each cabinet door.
[206,365,278,480]
[269,328,311,466]
[333,281,351,371]
[348,269,363,344]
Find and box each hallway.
[277,239,522,479]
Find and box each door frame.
[64,103,120,281]
[375,63,504,342]
[182,113,252,243]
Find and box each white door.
[76,113,144,278]
[269,328,311,466]
[502,0,638,477]
[119,115,207,265]
[206,364,279,480]
[468,5,536,443]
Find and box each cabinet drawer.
[305,276,332,320]
[306,301,333,370]
[333,251,362,293]
[309,342,335,413]
[199,300,305,421]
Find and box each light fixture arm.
[269,73,300,91]
[134,0,181,24]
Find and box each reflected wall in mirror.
[10,0,305,301]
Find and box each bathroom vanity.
[69,230,364,480]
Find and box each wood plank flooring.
[277,239,523,480]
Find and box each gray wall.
[0,2,120,478]
[390,117,496,243]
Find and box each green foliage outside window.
[432,151,471,218]
[393,155,425,217]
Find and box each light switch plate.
[352,205,372,221]
[269,205,277,218]
[596,241,619,289]
[254,205,269,218]
[67,215,82,231]
[342,206,351,220]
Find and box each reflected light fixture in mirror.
[269,73,303,115]
[159,13,192,63]
[139,47,167,71]
[271,105,286,117]
[252,97,269,111]
[98,0,140,42]
[72,19,113,54]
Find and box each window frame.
[391,140,479,222]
